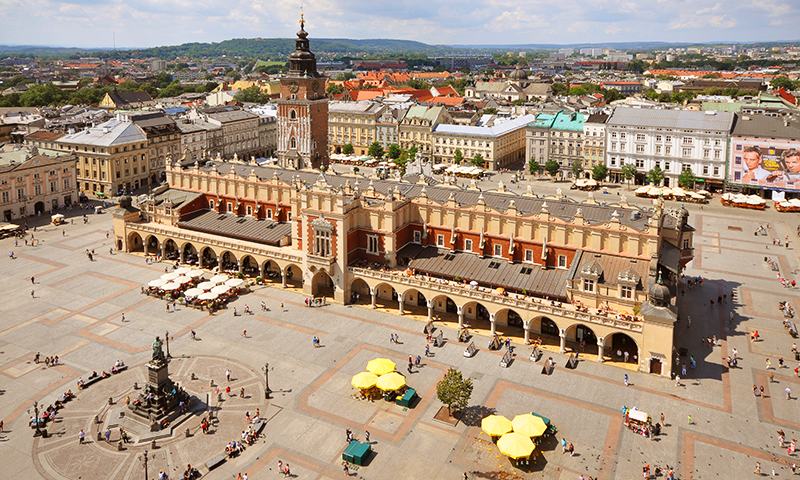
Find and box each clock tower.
[277,14,328,170]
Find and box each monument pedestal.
[129,360,183,422]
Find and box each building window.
[266,209,273,219]
[558,255,567,268]
[313,228,332,257]
[367,235,379,255]
[290,137,296,149]
[635,159,644,168]
[525,249,533,263]
[209,200,215,210]
[714,150,721,160]
[621,285,633,299]
[436,234,445,247]
[464,239,473,251]
[34,185,42,196]
[665,146,671,155]
[17,188,24,200]
[713,166,720,176]
[702,165,709,175]
[703,149,710,159]
[683,238,691,249]
[414,230,421,243]
[583,278,595,292]
[227,202,233,213]
[635,144,645,153]
[494,244,502,256]
[246,205,252,216]
[635,134,645,141]
[50,181,56,193]
[655,145,662,154]
[1,191,8,203]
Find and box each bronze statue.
[152,336,165,362]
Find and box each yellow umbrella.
[481,415,513,437]
[497,432,535,459]
[351,371,378,390]
[376,372,406,391]
[366,358,396,376]
[511,413,548,437]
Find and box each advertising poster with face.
[730,138,800,189]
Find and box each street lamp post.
[140,449,153,480]
[165,331,171,359]
[30,401,42,437]
[263,363,271,399]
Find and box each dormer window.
[290,109,297,119]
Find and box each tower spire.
[300,4,305,30]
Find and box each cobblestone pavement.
[0,196,798,480]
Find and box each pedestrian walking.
[767,358,773,370]
[242,329,247,338]
[30,289,34,298]
[425,344,430,357]
[30,276,34,284]
[190,330,196,340]
[78,429,85,444]
[661,413,665,425]
[390,333,395,343]
[226,369,231,382]
[787,387,793,400]
[755,462,761,474]
[121,313,125,322]
[277,460,282,474]
[754,385,759,396]
[624,374,629,386]
[688,415,692,424]
[682,364,687,376]
[770,371,775,383]
[675,375,681,387]
[104,428,111,442]
[343,461,350,476]
[284,464,290,477]
[760,385,765,397]
[365,430,370,443]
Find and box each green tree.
[19,83,65,107]
[436,368,473,416]
[387,143,402,160]
[368,141,384,159]
[393,151,408,175]
[678,168,696,189]
[408,145,418,160]
[568,86,588,96]
[544,159,560,179]
[512,99,526,106]
[480,107,498,115]
[229,71,241,81]
[453,149,464,165]
[592,163,609,182]
[551,82,568,96]
[342,143,354,155]
[326,83,344,95]
[334,72,356,81]
[621,163,638,189]
[157,81,186,98]
[570,158,583,179]
[471,153,485,167]
[771,76,793,90]
[529,159,540,175]
[646,165,665,186]
[233,85,269,103]
[460,66,471,74]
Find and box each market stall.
[624,408,651,436]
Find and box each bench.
[112,365,128,374]
[789,321,798,338]
[252,419,266,435]
[81,376,102,389]
[204,454,226,471]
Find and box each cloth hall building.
[112,20,693,378]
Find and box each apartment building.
[398,105,452,158]
[605,108,734,188]
[0,145,77,221]
[583,114,609,176]
[327,102,385,155]
[432,114,536,170]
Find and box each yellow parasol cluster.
[351,358,406,391]
[481,413,545,460]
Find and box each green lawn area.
[255,60,286,68]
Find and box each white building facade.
[605,109,734,189]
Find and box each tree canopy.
[545,159,560,178]
[471,153,485,167]
[528,159,540,175]
[646,166,665,186]
[570,159,583,179]
[453,149,464,165]
[592,163,609,182]
[368,141,384,159]
[387,143,402,160]
[678,168,696,189]
[436,368,473,415]
[342,143,354,155]
[621,163,638,188]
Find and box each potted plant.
[255,276,263,285]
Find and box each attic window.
[520,267,533,275]
[488,261,502,269]
[443,254,456,261]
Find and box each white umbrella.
[198,292,218,301]
[210,274,229,284]
[162,283,181,290]
[161,272,180,281]
[187,270,205,278]
[148,279,167,288]
[470,281,479,286]
[225,278,245,288]
[175,267,192,275]
[184,288,204,297]
[174,276,192,284]
[211,285,230,295]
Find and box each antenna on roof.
[113,32,116,51]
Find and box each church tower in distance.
[276,13,328,170]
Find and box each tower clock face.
[311,80,320,92]
[288,81,299,93]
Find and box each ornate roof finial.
[300,4,305,29]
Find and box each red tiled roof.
[776,87,797,105]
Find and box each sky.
[1,0,799,49]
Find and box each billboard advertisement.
[729,138,800,190]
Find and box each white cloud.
[0,0,798,48]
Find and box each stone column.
[216,255,221,270]
[426,299,433,322]
[259,262,265,279]
[198,254,204,269]
[370,287,377,309]
[559,329,567,354]
[597,337,605,363]
[398,293,405,316]
[179,247,185,264]
[237,260,243,273]
[281,267,287,288]
[523,321,531,345]
[489,312,496,336]
[457,306,464,329]
[160,242,165,259]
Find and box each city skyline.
[1,0,799,50]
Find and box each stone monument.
[129,336,185,424]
